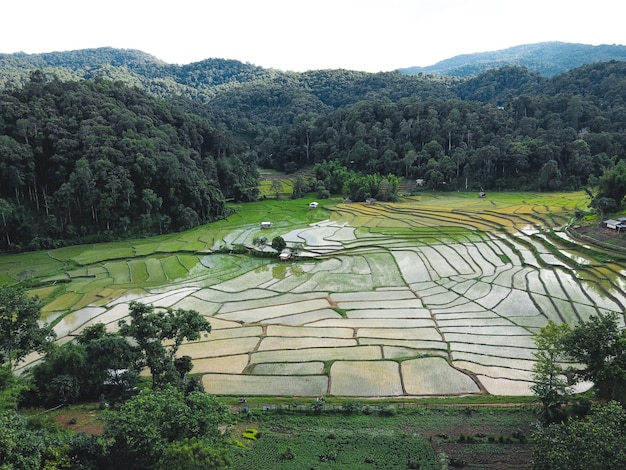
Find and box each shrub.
[342,401,362,414]
[242,428,258,440]
[280,447,295,460]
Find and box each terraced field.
[7,192,626,397]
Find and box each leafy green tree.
[562,312,626,404]
[0,198,14,248]
[291,175,308,199]
[156,437,231,470]
[31,341,87,405]
[596,159,626,208]
[103,387,230,469]
[0,364,27,410]
[590,196,618,221]
[84,335,139,401]
[270,179,283,199]
[118,302,211,389]
[532,401,626,470]
[0,285,55,370]
[531,321,572,425]
[537,160,562,191]
[271,236,287,252]
[0,409,47,469]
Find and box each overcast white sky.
[2,0,624,72]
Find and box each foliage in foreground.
[103,387,231,470]
[0,285,55,370]
[118,301,211,390]
[532,401,626,470]
[532,312,626,425]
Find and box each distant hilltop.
[400,41,626,77]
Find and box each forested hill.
[400,42,626,77]
[0,48,284,103]
[3,47,626,252]
[0,76,259,251]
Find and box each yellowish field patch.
[264,310,342,326]
[311,318,435,329]
[346,308,431,319]
[401,357,480,395]
[265,325,354,338]
[329,361,403,396]
[476,375,533,395]
[257,337,357,351]
[249,346,383,364]
[453,361,534,382]
[201,374,328,396]
[251,362,325,375]
[208,326,263,340]
[191,355,249,374]
[217,299,333,323]
[41,292,84,313]
[357,327,441,341]
[178,337,260,359]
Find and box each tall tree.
[0,285,55,370]
[596,159,626,209]
[562,312,626,404]
[103,387,230,470]
[118,302,211,389]
[531,321,572,425]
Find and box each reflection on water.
[52,306,106,337]
[517,224,541,235]
[271,263,304,280]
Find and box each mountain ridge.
[399,41,626,77]
[4,41,626,80]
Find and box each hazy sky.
[3,0,624,72]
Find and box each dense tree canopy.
[3,54,626,250]
[532,401,626,470]
[103,387,230,470]
[0,75,256,250]
[118,301,211,389]
[0,285,55,369]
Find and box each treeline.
[215,62,626,194]
[3,52,626,250]
[0,73,258,251]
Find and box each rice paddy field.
[6,191,626,398]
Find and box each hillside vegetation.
[400,41,626,77]
[2,46,626,250]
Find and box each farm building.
[260,221,272,229]
[279,250,292,261]
[604,219,626,232]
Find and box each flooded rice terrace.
[16,193,626,397]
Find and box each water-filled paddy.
[10,192,626,396]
